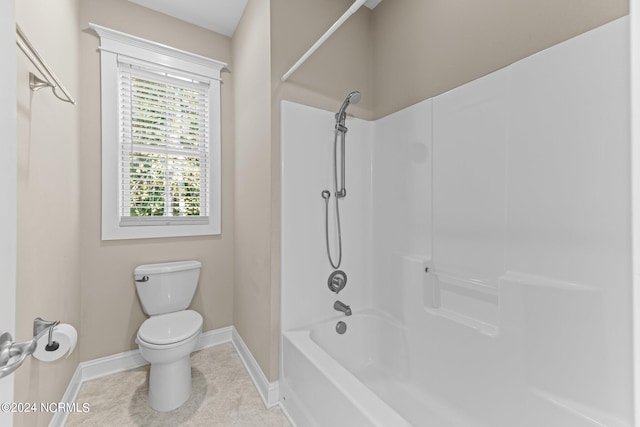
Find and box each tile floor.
[65,343,292,426]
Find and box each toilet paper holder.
[0,317,60,379]
[34,318,61,351]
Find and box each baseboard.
[80,348,147,383]
[48,366,83,427]
[196,325,233,351]
[231,328,280,408]
[49,326,276,426]
[80,326,233,383]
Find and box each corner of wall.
[232,0,279,382]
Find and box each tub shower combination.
[281,17,633,427]
[321,91,361,332]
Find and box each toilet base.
[136,312,202,412]
[148,355,192,412]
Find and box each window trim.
[90,23,226,240]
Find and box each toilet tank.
[134,260,202,316]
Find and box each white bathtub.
[280,310,476,427]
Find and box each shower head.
[347,91,361,105]
[336,91,361,127]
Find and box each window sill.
[102,221,220,240]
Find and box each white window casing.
[90,24,226,240]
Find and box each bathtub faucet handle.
[327,270,347,294]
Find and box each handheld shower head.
[346,91,361,105]
[335,91,361,127]
[324,91,360,269]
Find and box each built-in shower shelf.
[424,307,499,337]
[424,269,500,336]
[432,270,499,296]
[501,271,595,291]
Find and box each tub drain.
[336,321,347,335]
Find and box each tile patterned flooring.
[65,344,292,426]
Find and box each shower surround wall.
[281,16,632,426]
[281,102,373,331]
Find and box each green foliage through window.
[121,72,209,218]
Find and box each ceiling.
[128,0,249,37]
[128,0,382,37]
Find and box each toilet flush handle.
[135,275,149,283]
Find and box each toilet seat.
[137,310,203,346]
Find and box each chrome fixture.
[16,24,77,104]
[328,270,347,294]
[0,317,60,379]
[335,91,361,134]
[334,300,352,316]
[29,73,51,91]
[336,321,347,335]
[322,91,361,269]
[334,91,361,197]
[0,333,35,379]
[33,318,61,351]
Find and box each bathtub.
[280,309,475,427]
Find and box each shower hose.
[322,128,345,269]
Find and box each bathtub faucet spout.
[334,300,352,316]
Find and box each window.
[91,24,226,240]
[119,62,210,226]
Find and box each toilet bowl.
[133,260,203,412]
[136,310,203,411]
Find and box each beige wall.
[271,0,374,119]
[12,0,632,414]
[78,0,235,361]
[14,1,235,422]
[371,0,629,118]
[231,0,276,380]
[230,0,374,382]
[14,1,81,426]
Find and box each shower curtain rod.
[281,0,367,82]
[15,24,76,105]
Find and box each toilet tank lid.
[134,260,202,275]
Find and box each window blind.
[118,61,210,226]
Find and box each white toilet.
[133,260,203,412]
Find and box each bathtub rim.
[281,327,414,427]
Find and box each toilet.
[133,260,203,412]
